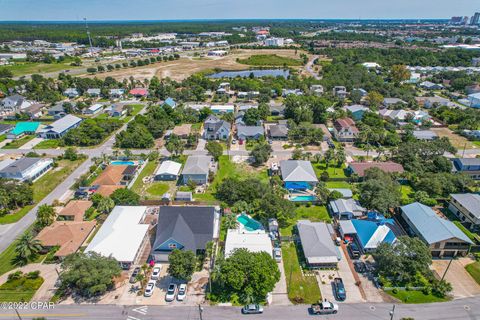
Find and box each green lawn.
[33,139,60,149]
[0,159,84,224]
[312,162,347,179]
[282,242,321,304]
[465,262,480,285]
[2,135,35,149]
[0,275,44,302]
[281,205,331,236]
[471,141,480,147]
[325,181,352,189]
[123,104,144,123]
[131,160,158,194]
[145,182,169,197]
[238,54,303,66]
[0,134,6,143]
[0,241,19,276]
[385,289,449,304]
[1,61,79,77]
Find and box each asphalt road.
[1,297,478,320]
[305,55,321,80]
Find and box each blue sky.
[0,0,478,21]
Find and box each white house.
[38,114,83,139]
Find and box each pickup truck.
[333,278,346,301]
[310,300,339,315]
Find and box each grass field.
[282,242,321,304]
[385,289,449,304]
[34,139,60,149]
[123,104,144,123]
[131,160,158,195]
[2,135,35,149]
[465,262,480,285]
[1,61,80,77]
[280,205,331,236]
[325,181,352,189]
[145,182,170,197]
[238,54,303,66]
[0,241,19,276]
[0,159,84,224]
[0,275,44,302]
[312,162,347,179]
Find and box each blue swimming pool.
[111,161,135,166]
[237,215,263,231]
[290,195,317,202]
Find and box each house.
[379,109,430,125]
[84,103,103,115]
[162,97,176,108]
[225,228,273,258]
[38,114,82,139]
[329,198,366,219]
[466,84,480,95]
[467,93,480,108]
[203,115,230,140]
[400,202,472,257]
[63,88,79,98]
[154,160,182,181]
[452,158,480,180]
[338,219,397,253]
[237,125,264,141]
[462,129,480,140]
[57,200,93,221]
[383,98,407,108]
[96,185,125,197]
[296,221,340,268]
[352,88,368,98]
[282,89,303,97]
[0,94,32,113]
[181,155,214,185]
[237,103,258,112]
[420,81,444,90]
[345,105,369,121]
[35,221,96,258]
[407,72,421,84]
[86,88,101,97]
[93,165,130,186]
[129,88,148,98]
[151,206,219,262]
[420,96,455,109]
[449,193,480,229]
[172,124,192,138]
[48,103,68,118]
[412,130,438,141]
[269,103,285,116]
[85,206,149,269]
[268,124,289,140]
[109,88,125,98]
[175,191,193,202]
[109,104,127,117]
[210,104,234,113]
[333,118,359,142]
[361,62,381,69]
[0,157,53,182]
[333,86,347,99]
[0,124,14,135]
[347,161,405,178]
[20,103,44,119]
[280,160,318,190]
[310,84,324,96]
[7,122,41,139]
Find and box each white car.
[151,264,162,280]
[165,283,177,302]
[177,283,187,301]
[144,280,156,297]
[273,248,282,262]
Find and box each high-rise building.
[450,16,463,25]
[471,12,480,25]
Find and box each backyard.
[282,242,322,304]
[312,161,347,179]
[280,205,331,236]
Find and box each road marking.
[127,316,142,320]
[132,306,148,315]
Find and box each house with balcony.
[448,193,480,230]
[333,118,359,142]
[203,115,230,140]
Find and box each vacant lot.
[88,49,310,81]
[238,54,303,66]
[281,205,331,236]
[431,127,476,150]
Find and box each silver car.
[165,283,177,302]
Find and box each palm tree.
[364,143,372,159]
[15,232,42,265]
[223,214,238,230]
[313,153,322,164]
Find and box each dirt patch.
[431,127,477,150]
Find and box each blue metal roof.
[351,219,396,250]
[401,202,472,245]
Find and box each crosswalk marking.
[132,305,148,315]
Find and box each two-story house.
[333,117,359,142]
[203,115,230,140]
[448,194,480,230]
[452,158,480,180]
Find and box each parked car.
[177,283,187,301]
[353,261,366,273]
[347,243,360,259]
[144,280,156,297]
[273,248,282,262]
[335,237,342,246]
[129,267,141,283]
[165,283,177,302]
[151,264,162,280]
[241,304,264,314]
[327,140,335,149]
[232,139,237,144]
[333,278,346,301]
[310,300,339,315]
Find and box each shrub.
[26,270,40,279]
[8,271,23,281]
[392,288,398,294]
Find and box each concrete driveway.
[20,137,44,149]
[272,258,291,305]
[432,258,480,299]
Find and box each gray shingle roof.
[401,202,472,245]
[269,124,288,138]
[280,160,318,183]
[297,220,340,264]
[153,206,215,252]
[237,125,264,138]
[43,114,82,134]
[0,157,43,174]
[451,194,480,219]
[182,155,212,175]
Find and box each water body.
[208,69,290,79]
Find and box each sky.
[0,0,478,21]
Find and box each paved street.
[0,297,478,320]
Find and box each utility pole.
[462,142,467,158]
[84,17,94,54]
[389,304,395,320]
[14,309,23,320]
[198,304,204,320]
[441,257,454,281]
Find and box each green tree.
[97,197,115,214]
[165,134,185,156]
[223,214,239,229]
[167,249,197,281]
[0,68,14,78]
[63,147,79,161]
[206,141,223,161]
[250,142,272,166]
[15,232,42,265]
[36,204,55,229]
[359,168,401,214]
[390,64,411,83]
[365,91,384,109]
[110,188,140,205]
[59,252,121,297]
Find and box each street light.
[389,304,395,320]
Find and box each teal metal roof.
[10,122,40,135]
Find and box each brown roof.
[172,124,192,136]
[58,200,93,221]
[348,161,404,177]
[96,185,125,197]
[35,221,96,257]
[93,165,127,186]
[334,118,359,134]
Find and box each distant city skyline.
[0,0,478,21]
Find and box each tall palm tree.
[15,232,42,265]
[223,214,238,230]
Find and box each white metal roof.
[155,160,182,176]
[224,229,272,258]
[85,206,149,263]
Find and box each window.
[168,243,177,249]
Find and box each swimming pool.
[111,161,135,166]
[237,215,263,231]
[290,195,317,202]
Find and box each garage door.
[443,251,455,257]
[431,251,441,257]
